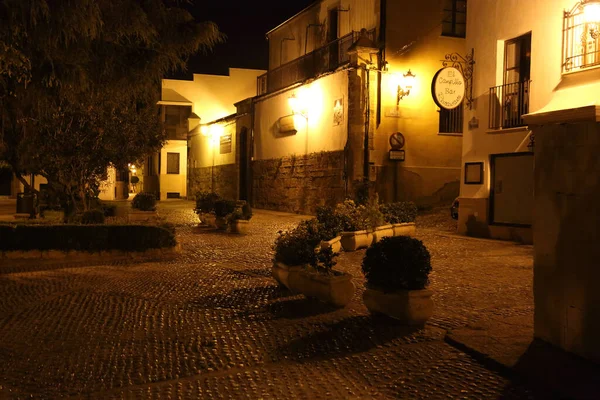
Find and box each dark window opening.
[439,103,464,134]
[166,152,180,174]
[442,0,467,38]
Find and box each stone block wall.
[188,164,238,200]
[252,151,346,214]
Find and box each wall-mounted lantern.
[397,69,416,104]
[288,93,308,119]
[583,0,600,38]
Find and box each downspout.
[249,100,255,206]
[363,66,371,182]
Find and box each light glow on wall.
[288,83,324,122]
[584,0,600,24]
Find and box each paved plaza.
[0,200,562,398]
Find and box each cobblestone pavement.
[0,201,546,399]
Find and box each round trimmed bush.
[132,192,156,211]
[361,236,431,292]
[81,209,105,224]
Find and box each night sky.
[168,0,317,79]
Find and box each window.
[564,3,600,72]
[166,152,180,174]
[164,106,191,126]
[442,0,467,38]
[439,103,464,134]
[489,33,531,129]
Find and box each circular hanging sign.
[431,67,465,110]
[389,132,405,150]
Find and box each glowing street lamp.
[397,69,416,103]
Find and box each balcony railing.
[257,29,376,96]
[488,80,531,130]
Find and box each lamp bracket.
[441,48,475,110]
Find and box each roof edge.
[266,1,320,37]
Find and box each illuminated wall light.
[397,69,416,104]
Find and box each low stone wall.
[188,164,238,200]
[252,151,346,214]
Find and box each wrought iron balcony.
[488,80,531,130]
[257,29,376,96]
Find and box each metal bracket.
[441,48,475,110]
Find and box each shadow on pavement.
[275,315,424,362]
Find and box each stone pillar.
[529,119,600,363]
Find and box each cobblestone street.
[0,201,546,399]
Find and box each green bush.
[380,201,418,224]
[80,209,105,224]
[214,199,236,218]
[226,201,253,223]
[273,219,324,266]
[132,192,156,211]
[334,200,368,232]
[0,224,176,252]
[361,236,431,292]
[316,205,344,239]
[194,191,221,214]
[362,194,385,228]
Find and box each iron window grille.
[439,102,464,134]
[442,0,467,38]
[489,80,531,129]
[563,2,600,72]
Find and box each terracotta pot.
[372,224,394,243]
[340,230,373,251]
[289,269,355,307]
[363,287,433,325]
[215,216,228,230]
[229,219,250,234]
[320,236,342,253]
[128,210,158,223]
[392,222,416,237]
[272,261,304,290]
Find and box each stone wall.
[252,151,346,214]
[188,164,238,200]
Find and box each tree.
[0,0,223,215]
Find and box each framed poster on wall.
[464,162,483,184]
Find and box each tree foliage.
[0,0,223,212]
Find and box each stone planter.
[128,210,158,223]
[215,216,228,230]
[198,213,216,227]
[229,219,250,234]
[392,222,416,237]
[340,230,373,252]
[320,236,342,253]
[372,224,394,243]
[272,261,304,290]
[363,286,433,325]
[289,269,355,307]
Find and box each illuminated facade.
[244,0,466,213]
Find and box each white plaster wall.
[253,71,349,160]
[159,140,187,200]
[162,68,265,123]
[462,0,574,200]
[189,121,237,169]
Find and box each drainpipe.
[363,66,371,182]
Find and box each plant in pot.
[272,219,323,290]
[194,191,220,227]
[227,202,252,234]
[361,236,433,325]
[213,199,236,230]
[316,205,344,253]
[129,192,157,223]
[289,246,355,308]
[335,200,371,251]
[380,201,417,237]
[362,194,390,244]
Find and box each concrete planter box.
[363,286,433,325]
[372,225,394,243]
[288,269,355,307]
[340,230,373,252]
[392,222,416,237]
[229,219,250,234]
[128,210,158,223]
[320,236,342,253]
[272,261,304,290]
[215,216,228,230]
[198,213,216,227]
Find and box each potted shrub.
[129,192,157,222]
[194,191,220,227]
[316,206,344,253]
[363,195,391,244]
[336,200,372,251]
[288,246,355,308]
[227,202,252,234]
[272,219,323,290]
[213,199,236,230]
[361,236,433,325]
[380,201,417,237]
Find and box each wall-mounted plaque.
[431,67,466,110]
